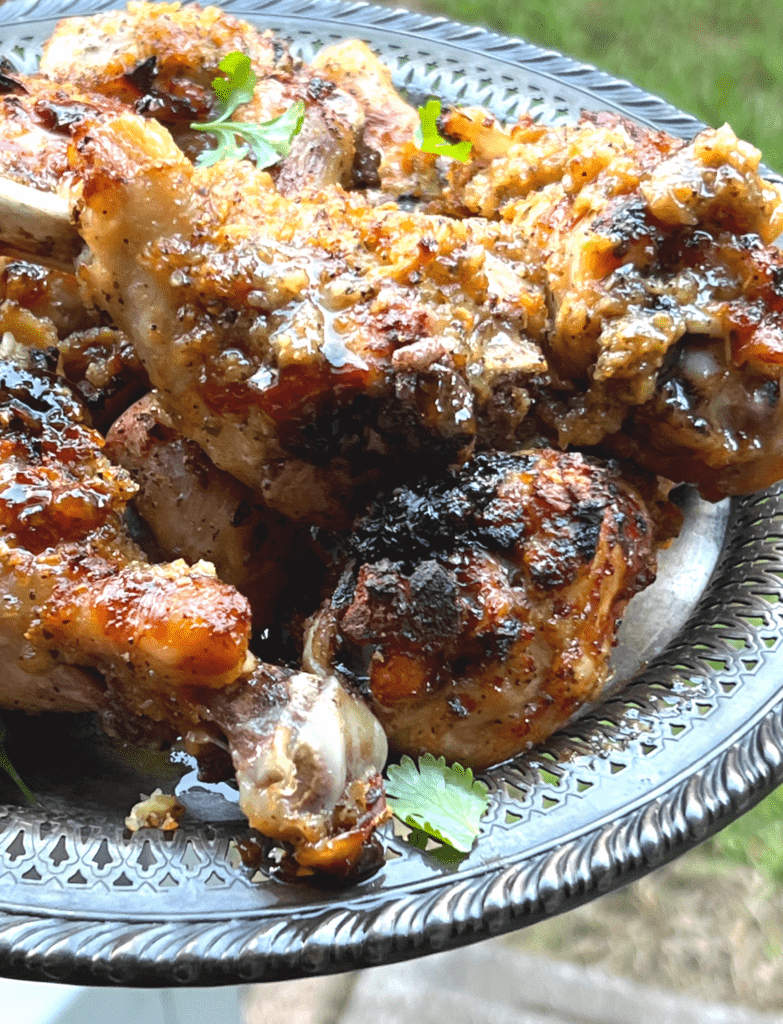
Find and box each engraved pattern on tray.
[0,0,782,987]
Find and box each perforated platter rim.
[2,0,783,988]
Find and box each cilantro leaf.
[0,715,37,807]
[414,98,473,162]
[191,51,305,168]
[211,51,257,115]
[385,753,489,852]
[193,102,306,168]
[406,826,469,864]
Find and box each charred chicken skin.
[438,110,783,498]
[3,5,783,500]
[305,450,660,769]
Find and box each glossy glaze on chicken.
[437,110,783,497]
[61,105,783,505]
[4,4,783,501]
[0,1,781,876]
[0,348,390,875]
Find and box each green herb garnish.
[0,715,37,806]
[191,51,306,168]
[385,753,489,852]
[413,98,473,162]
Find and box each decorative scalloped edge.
[1,692,781,987]
[1,0,783,986]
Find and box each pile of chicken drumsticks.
[1,1,783,876]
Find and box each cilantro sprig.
[413,98,473,162]
[0,715,37,807]
[385,753,489,853]
[191,51,305,168]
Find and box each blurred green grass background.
[423,0,783,879]
[708,785,783,882]
[430,0,783,171]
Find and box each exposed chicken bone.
[0,177,78,271]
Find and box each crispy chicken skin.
[68,111,548,520]
[38,2,440,197]
[65,102,783,502]
[0,257,97,338]
[39,1,278,109]
[304,449,660,769]
[438,110,783,498]
[0,71,131,193]
[3,6,783,497]
[0,352,389,873]
[39,1,366,190]
[0,257,148,432]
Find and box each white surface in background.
[0,979,79,1024]
[0,979,246,1024]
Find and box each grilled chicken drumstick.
[105,392,317,630]
[305,450,665,769]
[438,109,783,498]
[38,0,435,196]
[0,349,389,874]
[0,2,781,881]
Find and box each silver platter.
[1,0,783,987]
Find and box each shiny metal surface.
[0,0,782,987]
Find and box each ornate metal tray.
[2,0,783,988]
